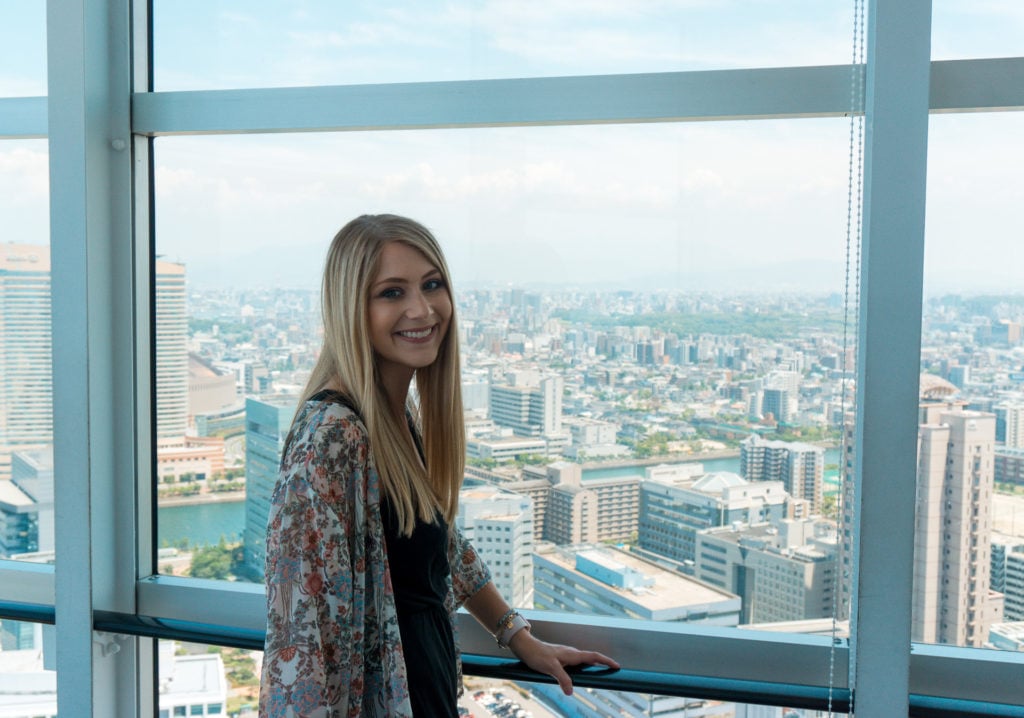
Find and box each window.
[5,2,1024,717]
[151,1,852,91]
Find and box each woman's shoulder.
[293,392,367,439]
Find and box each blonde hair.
[299,214,465,536]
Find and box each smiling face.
[367,241,453,394]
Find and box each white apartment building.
[458,486,535,608]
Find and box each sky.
[2,1,1023,295]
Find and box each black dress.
[381,495,459,717]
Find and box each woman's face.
[367,241,452,384]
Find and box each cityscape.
[2,243,1024,716]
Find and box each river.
[157,449,841,548]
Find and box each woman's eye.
[423,278,445,292]
[379,287,402,299]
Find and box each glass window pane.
[0,5,47,96]
[932,3,1024,60]
[0,620,57,717]
[0,140,53,565]
[153,120,856,643]
[916,112,1024,652]
[153,1,855,91]
[157,640,255,718]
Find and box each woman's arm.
[463,581,619,696]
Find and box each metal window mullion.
[851,1,933,715]
[49,0,140,716]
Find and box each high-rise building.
[996,402,1024,449]
[243,395,297,577]
[541,462,639,545]
[0,247,188,478]
[695,519,838,624]
[914,401,999,647]
[0,244,52,481]
[638,468,788,570]
[489,371,563,437]
[740,435,824,513]
[155,260,188,438]
[458,486,534,608]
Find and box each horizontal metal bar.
[908,642,1024,706]
[8,57,1022,140]
[0,96,48,138]
[132,65,859,136]
[909,696,1024,718]
[0,559,56,604]
[930,57,1024,113]
[136,574,266,632]
[3,596,1017,717]
[92,609,263,652]
[0,600,55,625]
[465,655,851,713]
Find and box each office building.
[638,468,788,570]
[695,519,839,624]
[458,486,534,608]
[243,395,297,577]
[996,402,1024,449]
[155,260,189,439]
[489,371,563,437]
[914,401,999,646]
[999,542,1024,622]
[0,449,54,558]
[0,244,52,481]
[534,544,740,624]
[740,435,824,513]
[994,446,1024,486]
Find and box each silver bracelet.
[495,611,531,649]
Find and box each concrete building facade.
[914,403,999,647]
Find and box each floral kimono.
[259,397,491,717]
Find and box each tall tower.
[914,397,997,647]
[740,435,824,513]
[0,245,53,481]
[155,261,188,438]
[244,395,297,578]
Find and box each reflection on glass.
[157,640,241,717]
[0,4,46,96]
[0,620,56,717]
[0,140,53,564]
[915,113,1024,652]
[153,0,851,91]
[153,121,855,644]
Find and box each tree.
[189,539,234,580]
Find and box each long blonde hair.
[299,214,465,535]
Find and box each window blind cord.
[830,0,866,715]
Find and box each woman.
[259,214,617,717]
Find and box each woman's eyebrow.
[372,269,441,289]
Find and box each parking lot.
[460,678,564,718]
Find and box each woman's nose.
[405,290,432,318]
